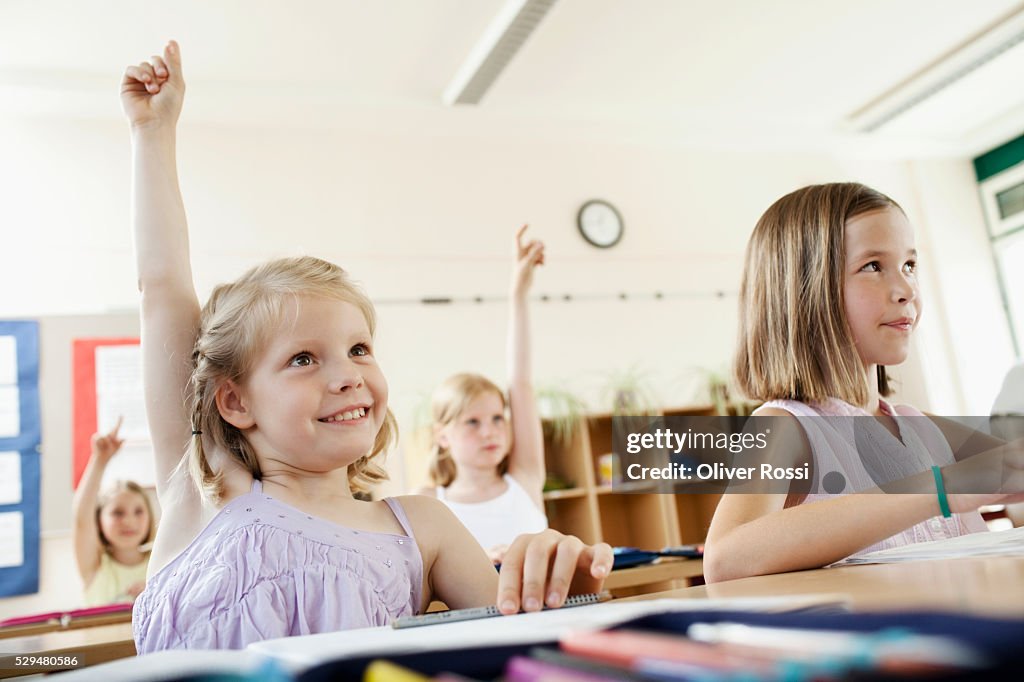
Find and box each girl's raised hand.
[121,40,184,130]
[496,529,612,614]
[91,416,125,464]
[512,224,545,297]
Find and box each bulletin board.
[72,338,154,490]
[0,320,41,598]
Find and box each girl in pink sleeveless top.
[704,183,1021,583]
[123,43,613,651]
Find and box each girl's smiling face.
[843,206,922,370]
[222,295,389,476]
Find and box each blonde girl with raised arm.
[704,182,1024,583]
[422,227,547,563]
[71,417,155,605]
[123,42,611,652]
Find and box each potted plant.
[535,384,588,450]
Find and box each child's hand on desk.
[496,530,612,615]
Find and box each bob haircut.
[734,182,902,406]
[188,256,397,501]
[428,373,509,488]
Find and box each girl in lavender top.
[122,42,611,652]
[704,183,1024,583]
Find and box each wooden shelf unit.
[542,405,723,550]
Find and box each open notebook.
[835,525,1024,566]
[248,595,847,673]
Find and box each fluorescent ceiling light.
[848,5,1024,134]
[443,0,557,106]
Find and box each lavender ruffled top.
[133,480,423,652]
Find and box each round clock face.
[577,200,623,248]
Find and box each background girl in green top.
[71,417,156,605]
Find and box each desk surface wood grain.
[622,555,1024,616]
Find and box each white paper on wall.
[0,511,24,568]
[95,345,149,441]
[0,451,21,505]
[0,335,16,386]
[95,345,155,487]
[0,385,19,438]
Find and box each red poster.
[72,338,139,489]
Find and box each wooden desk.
[604,558,703,597]
[0,609,133,640]
[5,557,1017,678]
[622,556,1024,617]
[0,622,135,678]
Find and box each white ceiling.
[2,0,1023,155]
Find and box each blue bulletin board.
[0,321,41,597]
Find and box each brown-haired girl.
[705,183,1024,582]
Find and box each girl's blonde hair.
[734,182,902,406]
[188,256,397,501]
[96,480,156,549]
[428,373,508,487]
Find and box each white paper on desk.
[836,525,1024,566]
[0,336,16,386]
[0,451,21,505]
[248,595,845,672]
[0,511,24,568]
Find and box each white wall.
[0,112,1013,617]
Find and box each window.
[980,160,1024,356]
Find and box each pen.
[391,591,612,629]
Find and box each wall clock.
[577,199,623,248]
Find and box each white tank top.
[437,474,548,549]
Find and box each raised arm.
[505,225,546,504]
[72,419,124,586]
[121,42,201,525]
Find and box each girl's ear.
[215,380,255,429]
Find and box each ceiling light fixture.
[848,5,1024,132]
[442,0,558,106]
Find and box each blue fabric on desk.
[297,642,536,681]
[295,610,1024,681]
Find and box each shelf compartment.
[542,487,587,501]
[674,493,721,544]
[545,495,600,546]
[597,493,679,549]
